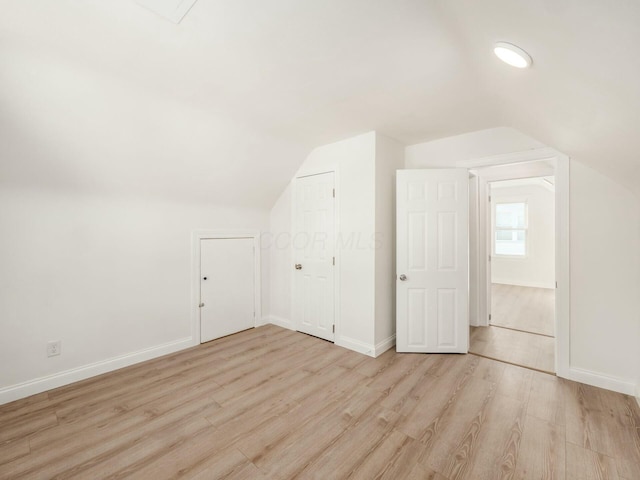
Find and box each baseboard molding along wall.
[335,335,376,357]
[266,314,296,331]
[564,366,636,396]
[374,334,396,357]
[0,337,193,406]
[492,279,556,289]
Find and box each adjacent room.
[2,1,640,479]
[470,175,557,373]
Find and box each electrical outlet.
[47,340,61,357]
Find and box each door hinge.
[555,281,558,289]
[489,255,491,262]
[333,188,335,198]
[489,195,492,202]
[332,256,335,266]
[489,314,492,321]
[332,325,335,333]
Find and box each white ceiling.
[1,0,639,202]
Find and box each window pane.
[495,203,526,228]
[495,229,526,255]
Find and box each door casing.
[191,230,262,345]
[461,148,570,378]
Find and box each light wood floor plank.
[1,325,639,479]
[491,283,555,336]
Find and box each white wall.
[374,134,405,347]
[268,131,402,355]
[491,183,555,288]
[570,161,640,385]
[406,128,640,395]
[294,132,377,350]
[267,184,293,328]
[0,37,311,404]
[0,187,269,404]
[405,127,545,168]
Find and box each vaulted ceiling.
[1,0,639,204]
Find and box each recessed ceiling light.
[494,42,532,69]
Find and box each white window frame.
[492,198,529,258]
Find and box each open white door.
[293,172,336,342]
[396,169,469,353]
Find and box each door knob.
[295,264,303,270]
[399,274,407,281]
[203,277,207,280]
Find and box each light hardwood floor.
[1,325,639,479]
[491,283,555,337]
[469,325,555,374]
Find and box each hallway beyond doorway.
[470,283,555,374]
[491,283,554,337]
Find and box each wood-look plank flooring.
[491,283,555,337]
[2,325,639,479]
[469,325,555,374]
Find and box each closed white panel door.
[200,238,255,343]
[293,172,335,342]
[396,169,469,353]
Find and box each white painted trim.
[256,316,270,327]
[265,314,296,331]
[554,155,570,378]
[564,367,636,396]
[335,335,376,357]
[468,175,480,327]
[374,334,396,357]
[458,147,559,169]
[191,230,262,345]
[0,337,193,406]
[492,280,556,289]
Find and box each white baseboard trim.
[492,279,555,289]
[266,314,296,331]
[373,334,396,357]
[636,384,640,409]
[563,366,636,396]
[0,337,193,406]
[256,316,270,327]
[335,335,376,357]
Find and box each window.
[494,202,527,256]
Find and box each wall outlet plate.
[47,341,61,357]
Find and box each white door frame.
[291,170,340,341]
[191,230,262,345]
[460,147,570,377]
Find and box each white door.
[396,169,469,353]
[293,172,335,342]
[200,238,255,343]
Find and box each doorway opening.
[471,176,556,373]
[467,156,562,375]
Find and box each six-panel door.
[293,172,336,342]
[396,169,469,353]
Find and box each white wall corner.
[265,315,296,331]
[335,335,376,357]
[564,367,636,396]
[256,316,270,327]
[0,337,193,406]
[374,334,396,357]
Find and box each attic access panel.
[136,0,198,23]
